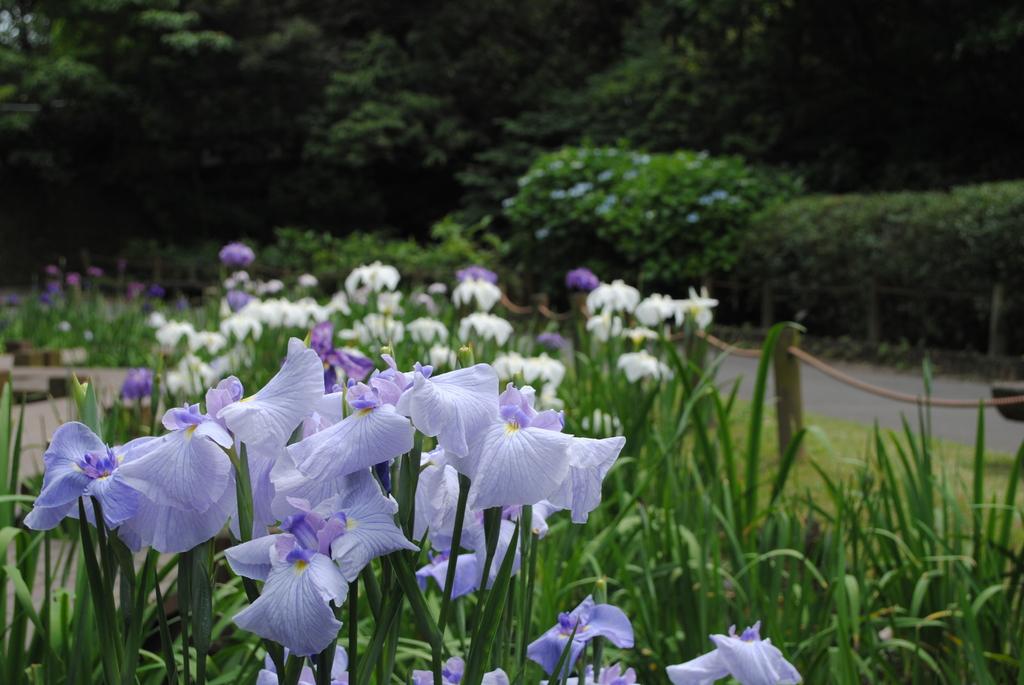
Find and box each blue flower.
[527,595,634,676]
[568,182,594,198]
[686,212,700,224]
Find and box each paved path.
[717,355,1024,454]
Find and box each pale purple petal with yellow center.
[395,364,498,458]
[218,338,323,451]
[232,547,346,657]
[117,428,231,512]
[322,478,417,581]
[462,420,572,509]
[290,405,413,481]
[547,436,625,523]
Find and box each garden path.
[717,355,1024,454]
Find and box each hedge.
[738,181,1024,353]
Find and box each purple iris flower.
[414,448,466,549]
[116,398,235,514]
[86,266,104,278]
[310,322,374,390]
[566,267,600,292]
[289,362,414,482]
[219,241,256,268]
[537,332,568,350]
[396,363,498,459]
[458,384,571,510]
[120,368,153,401]
[465,515,522,589]
[456,265,498,284]
[65,272,81,287]
[117,436,235,553]
[226,289,253,312]
[146,283,166,298]
[416,550,480,599]
[413,657,467,685]
[257,646,348,685]
[3,294,20,306]
[227,527,347,656]
[126,281,145,299]
[547,436,626,524]
[527,596,635,676]
[217,338,324,453]
[38,292,54,306]
[315,477,417,581]
[24,422,140,531]
[666,621,801,685]
[45,281,62,295]
[412,658,511,685]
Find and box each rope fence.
[507,290,1024,411]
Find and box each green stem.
[348,580,358,683]
[78,499,122,685]
[439,473,471,636]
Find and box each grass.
[727,399,1021,509]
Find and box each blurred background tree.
[2,0,1023,283]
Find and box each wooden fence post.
[773,327,803,457]
[866,279,880,346]
[760,282,774,329]
[988,282,1006,357]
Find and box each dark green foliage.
[740,181,1024,351]
[504,145,794,292]
[259,220,501,288]
[3,0,1024,285]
